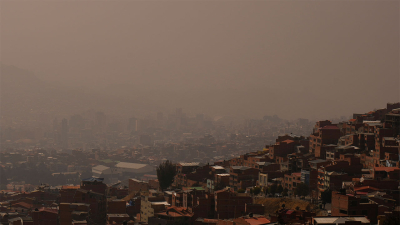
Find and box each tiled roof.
[39,208,58,214]
[13,202,33,209]
[281,140,295,144]
[244,216,271,225]
[374,167,399,172]
[214,188,230,194]
[354,186,379,192]
[286,210,294,214]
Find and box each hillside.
[255,197,326,216]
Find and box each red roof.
[286,210,295,214]
[61,185,80,190]
[203,219,218,223]
[374,167,400,172]
[39,207,58,214]
[13,202,33,209]
[349,119,356,122]
[214,189,230,194]
[281,140,295,144]
[244,216,271,225]
[354,186,379,192]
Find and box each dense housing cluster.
[1,103,399,225]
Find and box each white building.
[115,162,154,174]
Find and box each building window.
[339,210,348,214]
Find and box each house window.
[340,210,348,214]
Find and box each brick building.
[229,166,259,191]
[155,206,194,224]
[128,179,149,193]
[32,208,58,225]
[80,178,107,195]
[309,123,341,156]
[174,163,201,187]
[331,191,378,224]
[59,203,90,225]
[214,189,252,219]
[283,172,301,192]
[107,199,126,214]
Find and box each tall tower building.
[60,118,68,148]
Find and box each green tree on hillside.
[294,183,309,197]
[156,160,176,190]
[282,188,289,197]
[238,189,245,193]
[253,186,261,195]
[269,183,278,195]
[277,184,283,194]
[265,187,270,195]
[321,189,332,203]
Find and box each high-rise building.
[60,118,68,148]
[176,108,183,118]
[128,117,136,131]
[95,112,107,132]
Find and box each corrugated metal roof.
[115,162,148,169]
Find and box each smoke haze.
[1,1,399,120]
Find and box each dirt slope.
[254,197,319,216]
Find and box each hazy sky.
[1,1,399,120]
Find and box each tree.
[238,189,245,193]
[269,183,278,195]
[294,183,309,197]
[253,187,261,195]
[383,214,400,225]
[321,189,332,204]
[277,184,283,194]
[265,187,270,195]
[282,188,288,197]
[156,160,177,190]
